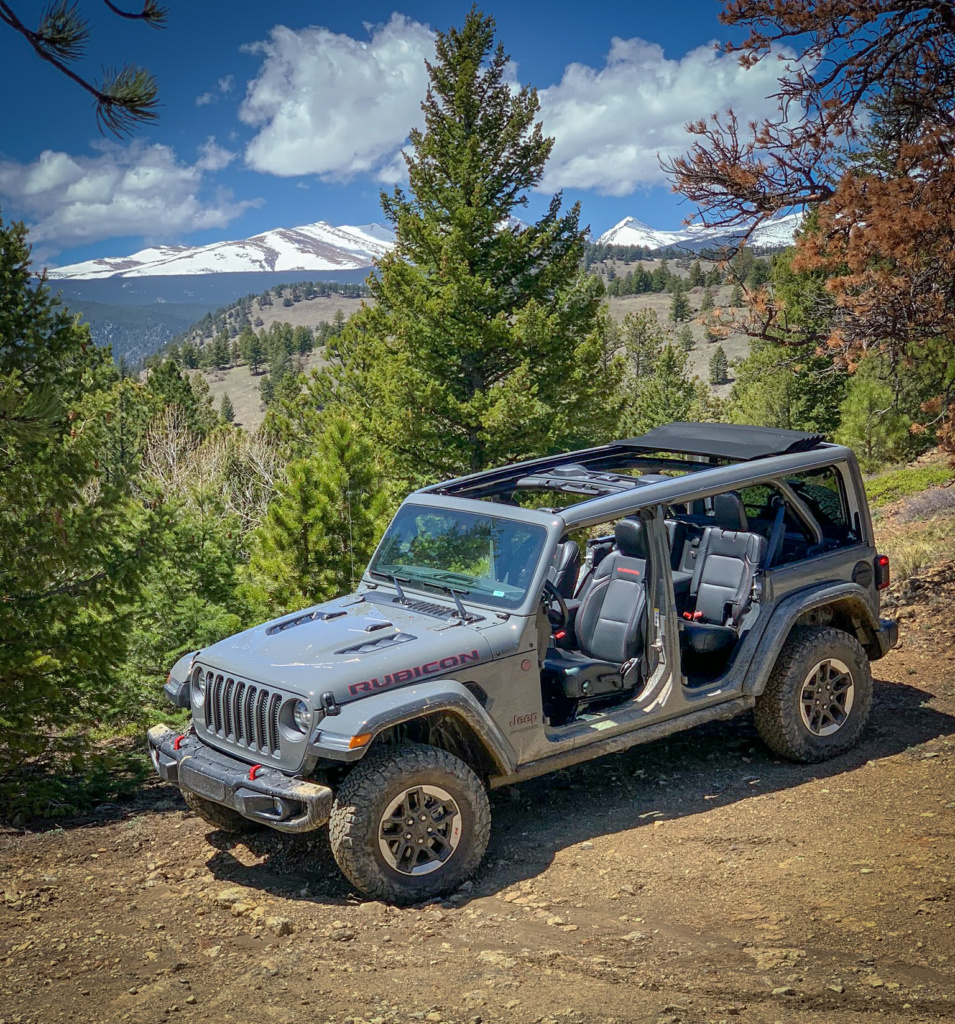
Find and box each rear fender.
[306,679,518,776]
[744,582,883,697]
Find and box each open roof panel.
[625,422,825,461]
[421,423,827,501]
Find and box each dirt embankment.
[2,580,954,1024]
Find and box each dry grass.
[876,510,955,584]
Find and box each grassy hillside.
[175,257,752,431]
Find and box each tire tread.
[329,743,490,904]
[754,626,872,763]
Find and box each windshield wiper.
[369,569,413,601]
[371,569,475,620]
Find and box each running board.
[489,695,755,789]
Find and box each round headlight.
[194,671,207,699]
[292,699,311,732]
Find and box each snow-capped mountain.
[597,212,802,252]
[47,222,396,281]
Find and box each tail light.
[875,554,890,590]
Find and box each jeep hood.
[193,591,496,705]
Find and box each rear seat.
[681,493,766,655]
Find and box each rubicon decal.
[348,650,482,695]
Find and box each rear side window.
[785,466,856,546]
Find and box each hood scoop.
[266,608,347,636]
[335,631,417,656]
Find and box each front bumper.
[147,725,333,834]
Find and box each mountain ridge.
[47,222,396,281]
[47,211,800,282]
[597,212,802,251]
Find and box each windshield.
[367,504,548,611]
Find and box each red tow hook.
[173,734,186,750]
[248,764,263,781]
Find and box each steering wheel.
[542,578,569,631]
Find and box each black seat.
[543,520,649,702]
[550,540,581,600]
[682,493,766,655]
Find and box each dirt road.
[2,582,954,1024]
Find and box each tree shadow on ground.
[199,675,955,905]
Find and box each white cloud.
[239,14,434,180]
[195,91,215,106]
[0,140,258,248]
[196,137,237,172]
[537,37,791,196]
[218,75,235,94]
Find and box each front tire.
[182,788,257,833]
[328,743,490,904]
[754,626,873,763]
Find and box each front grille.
[200,669,283,755]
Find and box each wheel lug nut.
[420,815,427,821]
[405,833,412,839]
[417,838,424,844]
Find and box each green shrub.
[865,464,954,508]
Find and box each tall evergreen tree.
[623,345,701,436]
[247,418,390,610]
[836,373,911,472]
[220,393,235,423]
[709,345,729,385]
[620,310,666,379]
[319,9,621,483]
[0,216,150,760]
[669,282,693,322]
[211,330,230,370]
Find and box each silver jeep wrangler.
[149,422,897,902]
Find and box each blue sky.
[0,1,785,267]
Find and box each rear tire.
[754,626,872,763]
[182,789,257,833]
[329,743,490,904]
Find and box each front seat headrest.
[614,518,648,559]
[713,492,747,532]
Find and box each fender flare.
[305,678,518,775]
[742,582,882,697]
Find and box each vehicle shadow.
[200,675,955,904]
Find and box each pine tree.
[146,360,217,437]
[0,215,150,759]
[700,286,715,312]
[709,345,729,385]
[319,9,621,483]
[678,324,695,352]
[670,282,693,322]
[730,283,744,307]
[835,373,910,472]
[180,341,199,369]
[220,393,235,423]
[211,330,230,370]
[4,1,166,136]
[620,310,666,379]
[727,340,848,436]
[688,260,704,288]
[292,325,314,355]
[624,345,700,436]
[247,417,390,610]
[247,331,265,374]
